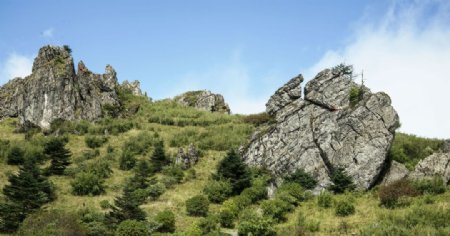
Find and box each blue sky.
[1,0,449,138]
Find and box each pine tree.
[216,149,251,195]
[0,158,55,232]
[44,137,71,175]
[150,141,170,172]
[129,160,152,190]
[106,189,146,225]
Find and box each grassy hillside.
[0,92,449,235]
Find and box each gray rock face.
[242,67,399,190]
[0,45,121,129]
[174,90,231,114]
[380,161,410,185]
[442,140,450,153]
[411,153,450,184]
[122,80,144,96]
[175,144,199,169]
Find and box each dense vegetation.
[0,90,448,235]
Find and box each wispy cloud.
[41,28,54,38]
[305,0,450,138]
[170,50,271,114]
[0,53,33,85]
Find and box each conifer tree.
[150,141,170,172]
[44,137,71,175]
[129,159,152,190]
[216,149,251,195]
[106,188,146,225]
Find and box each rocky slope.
[242,65,400,190]
[174,90,231,114]
[0,45,143,129]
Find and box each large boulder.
[242,65,399,190]
[0,45,121,129]
[380,161,410,185]
[174,90,230,114]
[411,153,450,184]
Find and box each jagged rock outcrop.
[380,161,410,185]
[411,153,450,184]
[121,80,144,96]
[175,144,200,169]
[242,65,399,190]
[174,90,231,114]
[0,45,121,129]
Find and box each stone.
[121,80,144,96]
[175,144,199,169]
[411,153,450,184]
[242,66,399,190]
[380,161,410,185]
[442,140,450,153]
[0,45,122,129]
[174,90,230,114]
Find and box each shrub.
[284,169,318,189]
[329,168,355,193]
[203,180,233,203]
[85,135,108,149]
[335,200,355,216]
[78,207,109,236]
[197,215,220,235]
[80,149,100,160]
[17,210,87,236]
[276,182,306,203]
[242,112,274,126]
[413,176,446,195]
[241,183,268,203]
[219,208,235,228]
[147,183,166,200]
[115,220,148,236]
[238,209,276,236]
[186,195,209,217]
[71,172,105,196]
[260,198,293,222]
[100,200,110,209]
[317,190,333,208]
[155,210,175,233]
[63,45,72,54]
[119,150,136,170]
[160,176,178,189]
[349,86,363,107]
[161,165,184,183]
[6,145,25,165]
[379,178,418,208]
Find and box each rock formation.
[122,80,144,96]
[411,153,450,184]
[380,160,410,185]
[175,144,200,169]
[174,90,231,114]
[0,45,121,129]
[242,65,399,190]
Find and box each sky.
[0,0,449,138]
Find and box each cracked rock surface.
[411,153,450,184]
[242,67,399,190]
[174,90,231,114]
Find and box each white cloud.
[305,0,450,138]
[42,28,54,38]
[0,53,33,85]
[170,50,270,114]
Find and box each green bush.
[203,180,233,203]
[119,150,136,170]
[276,182,306,203]
[115,220,148,236]
[335,200,355,216]
[413,176,446,195]
[238,209,276,236]
[317,190,333,208]
[260,198,293,222]
[349,86,363,107]
[155,210,176,233]
[197,215,220,235]
[186,195,209,217]
[71,172,105,196]
[85,135,108,149]
[17,210,87,236]
[219,208,235,228]
[147,183,166,200]
[241,183,268,203]
[100,200,110,209]
[162,165,184,183]
[379,179,418,208]
[284,169,318,189]
[329,168,355,193]
[78,207,109,236]
[6,145,25,165]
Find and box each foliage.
[63,45,72,54]
[197,215,220,235]
[388,132,443,170]
[161,165,184,183]
[85,135,108,149]
[379,178,418,208]
[241,112,274,126]
[107,189,147,225]
[67,157,112,178]
[237,209,276,236]
[185,195,209,217]
[219,208,235,228]
[115,220,148,236]
[332,63,353,75]
[284,169,317,189]
[6,145,25,165]
[276,182,306,204]
[413,176,446,195]
[122,131,157,156]
[260,198,293,222]
[71,172,105,196]
[44,137,71,175]
[155,210,176,233]
[147,183,166,200]
[329,168,355,193]
[17,210,87,236]
[349,86,364,108]
[317,190,333,208]
[78,207,109,236]
[203,179,233,203]
[151,140,170,172]
[119,150,136,170]
[335,200,355,216]
[215,149,251,195]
